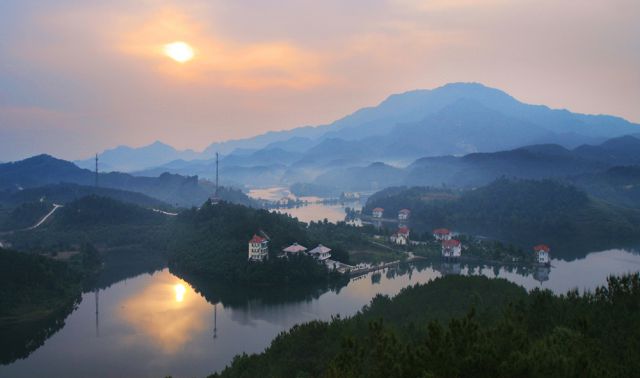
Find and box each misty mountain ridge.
[79,82,638,174]
[75,141,199,172]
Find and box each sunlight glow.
[164,41,194,63]
[174,283,186,302]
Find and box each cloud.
[118,8,331,90]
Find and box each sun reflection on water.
[174,283,186,302]
[118,271,212,353]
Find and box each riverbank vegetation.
[211,273,640,378]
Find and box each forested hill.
[0,154,257,207]
[364,179,640,252]
[211,274,640,378]
[5,195,173,253]
[168,201,343,285]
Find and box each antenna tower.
[94,153,99,188]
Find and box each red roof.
[398,226,410,235]
[533,244,550,253]
[373,207,384,212]
[433,228,450,235]
[442,239,461,247]
[399,209,411,214]
[250,234,266,243]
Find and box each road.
[152,209,178,216]
[27,204,63,230]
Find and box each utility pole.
[94,153,99,188]
[215,152,219,197]
[213,302,218,339]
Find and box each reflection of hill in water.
[0,250,165,365]
[0,295,80,365]
[85,249,166,291]
[172,269,349,311]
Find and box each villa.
[281,242,308,258]
[433,228,452,241]
[390,226,410,245]
[398,209,411,220]
[248,234,269,262]
[308,244,332,261]
[372,207,384,218]
[441,239,462,259]
[533,244,551,265]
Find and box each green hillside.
[212,273,640,378]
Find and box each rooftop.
[442,239,461,247]
[250,234,266,243]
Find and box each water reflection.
[2,248,640,378]
[0,295,80,365]
[118,271,211,354]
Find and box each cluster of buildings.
[371,207,411,221]
[247,235,332,263]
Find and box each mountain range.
[92,82,639,188]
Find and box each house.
[308,244,332,261]
[248,234,269,262]
[398,209,411,221]
[433,228,452,241]
[281,243,307,258]
[533,244,551,265]
[372,207,384,218]
[441,239,462,259]
[390,226,410,245]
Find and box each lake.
[2,248,639,378]
[247,187,363,223]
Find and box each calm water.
[2,248,639,378]
[247,187,362,223]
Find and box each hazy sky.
[1,0,638,161]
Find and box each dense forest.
[211,273,640,378]
[0,248,83,323]
[365,179,640,251]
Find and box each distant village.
[245,205,551,277]
[371,207,551,266]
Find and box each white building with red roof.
[433,228,452,241]
[441,239,462,259]
[533,244,551,265]
[390,226,410,245]
[248,234,269,262]
[398,209,411,221]
[372,207,384,218]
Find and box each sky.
[0,0,638,161]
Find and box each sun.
[174,283,186,302]
[163,41,194,63]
